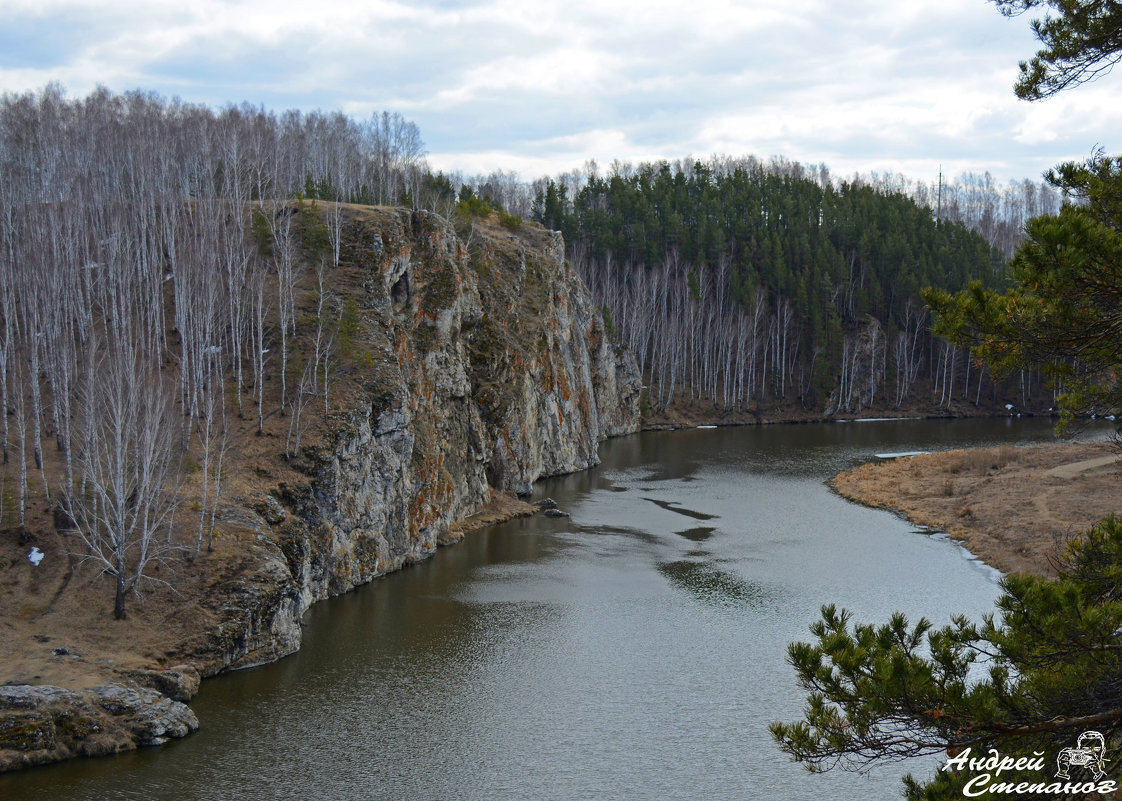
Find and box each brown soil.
[0,203,548,701]
[832,440,1122,577]
[0,481,538,697]
[0,512,217,690]
[442,493,536,543]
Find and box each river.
[2,418,1107,801]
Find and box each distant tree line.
[518,158,1055,413]
[0,85,426,617]
[459,159,1062,262]
[0,83,1070,615]
[444,157,1061,414]
[848,167,1062,261]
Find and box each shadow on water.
[573,523,662,546]
[657,559,769,611]
[643,497,719,520]
[676,526,716,542]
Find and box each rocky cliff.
[194,206,641,674]
[0,206,640,772]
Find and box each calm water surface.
[3,418,1108,801]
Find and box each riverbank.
[0,488,541,772]
[2,417,1029,800]
[636,386,1044,431]
[0,205,641,773]
[832,439,1121,577]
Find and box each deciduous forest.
[0,82,1068,617]
[528,160,1049,413]
[0,86,426,617]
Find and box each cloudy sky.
[1,0,1118,185]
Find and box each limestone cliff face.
[0,208,640,771]
[198,208,640,674]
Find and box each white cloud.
[0,0,1118,183]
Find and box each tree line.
[460,157,1062,262]
[522,158,1039,414]
[0,85,426,617]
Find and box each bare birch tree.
[61,354,183,619]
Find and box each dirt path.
[832,440,1122,577]
[1044,454,1119,479]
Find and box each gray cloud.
[1,0,1118,184]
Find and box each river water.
[3,418,1108,801]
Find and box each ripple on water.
[657,559,770,612]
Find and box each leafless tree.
[61,353,183,620]
[193,369,228,557]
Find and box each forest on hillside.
[521,161,1052,414]
[0,86,1070,614]
[448,153,1063,416]
[0,87,426,616]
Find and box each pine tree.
[771,516,1122,798]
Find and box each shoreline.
[0,489,543,773]
[2,415,1105,773]
[636,395,1055,431]
[831,440,1120,578]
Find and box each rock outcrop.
[0,207,640,772]
[0,683,199,771]
[194,208,641,674]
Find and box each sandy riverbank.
[832,440,1122,577]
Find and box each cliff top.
[0,200,601,697]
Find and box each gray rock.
[190,209,642,695]
[255,210,640,620]
[246,493,287,525]
[0,682,198,761]
[124,665,201,702]
[94,685,199,745]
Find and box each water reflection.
[642,497,718,520]
[657,559,770,611]
[675,526,715,542]
[2,418,1110,801]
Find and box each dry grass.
[833,441,1122,577]
[943,444,1018,474]
[0,203,487,694]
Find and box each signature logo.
[940,730,1116,796]
[1056,730,1106,781]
